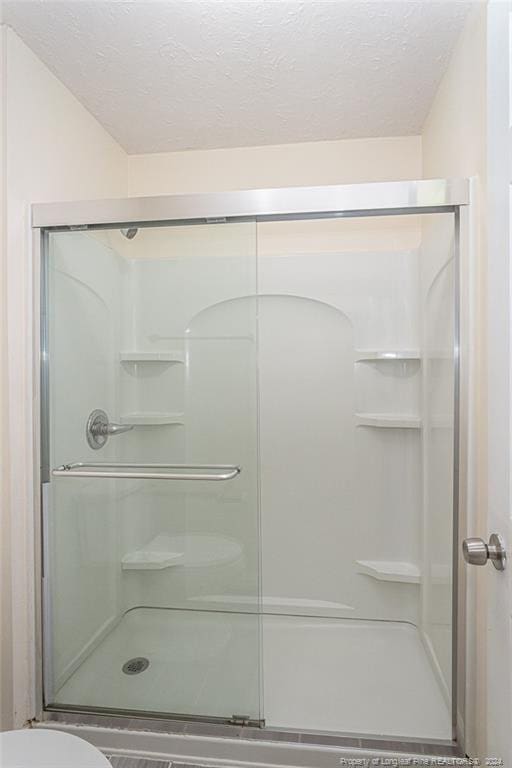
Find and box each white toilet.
[0,728,111,767]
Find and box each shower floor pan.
[51,607,451,741]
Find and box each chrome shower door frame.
[32,178,472,757]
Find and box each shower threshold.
[45,607,457,755]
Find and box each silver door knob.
[462,533,506,571]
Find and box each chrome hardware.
[120,227,138,239]
[229,715,251,726]
[462,533,506,571]
[86,409,134,450]
[228,715,265,727]
[52,461,241,481]
[32,179,470,230]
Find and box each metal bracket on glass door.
[52,461,241,481]
[229,715,266,727]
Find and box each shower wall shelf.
[120,412,185,426]
[356,559,421,584]
[355,350,420,362]
[122,548,184,570]
[121,533,243,571]
[356,413,422,429]
[120,351,184,363]
[188,594,355,615]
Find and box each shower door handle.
[104,422,134,436]
[86,409,133,449]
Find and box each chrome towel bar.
[52,462,241,481]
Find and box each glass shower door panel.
[255,213,455,741]
[44,222,261,722]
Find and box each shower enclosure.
[34,180,468,755]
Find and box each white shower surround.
[87,222,425,625]
[46,208,455,740]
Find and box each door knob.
[462,533,506,571]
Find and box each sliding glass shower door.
[43,221,262,722]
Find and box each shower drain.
[122,657,150,675]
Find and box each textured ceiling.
[2,0,473,154]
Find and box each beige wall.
[0,23,12,735]
[422,3,487,759]
[422,5,486,180]
[0,26,127,729]
[128,135,422,196]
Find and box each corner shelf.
[356,413,422,429]
[122,548,184,570]
[355,350,420,362]
[120,412,185,426]
[120,351,184,363]
[356,559,420,584]
[121,533,242,571]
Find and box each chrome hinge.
[229,715,265,727]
